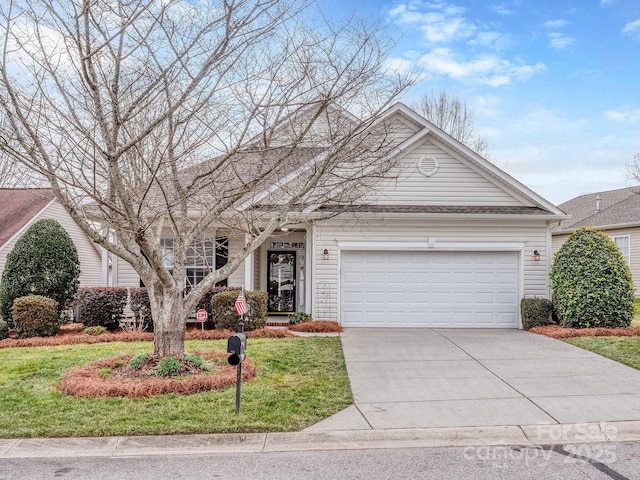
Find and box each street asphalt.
[2,328,640,458]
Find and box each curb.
[3,421,640,459]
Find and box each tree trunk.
[148,284,187,358]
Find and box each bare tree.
[0,0,411,357]
[628,153,640,183]
[414,90,493,161]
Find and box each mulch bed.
[58,351,258,398]
[0,323,293,349]
[530,324,640,339]
[288,321,343,333]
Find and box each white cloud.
[604,107,640,122]
[385,57,415,75]
[388,2,476,43]
[622,19,640,34]
[542,19,569,28]
[417,48,546,86]
[548,32,575,49]
[490,4,513,16]
[469,31,514,50]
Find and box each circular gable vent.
[417,156,439,177]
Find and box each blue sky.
[318,0,640,205]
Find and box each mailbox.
[227,333,247,366]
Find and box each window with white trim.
[161,237,228,287]
[613,235,631,266]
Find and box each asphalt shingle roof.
[0,188,54,247]
[555,186,640,232]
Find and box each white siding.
[0,201,102,287]
[365,139,529,207]
[312,218,551,324]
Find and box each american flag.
[234,288,248,316]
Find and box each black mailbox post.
[227,333,246,366]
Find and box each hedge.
[520,298,554,330]
[77,287,128,331]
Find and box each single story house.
[552,186,640,295]
[0,188,103,287]
[103,103,566,328]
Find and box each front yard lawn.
[564,336,640,371]
[0,337,351,438]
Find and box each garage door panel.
[341,251,519,328]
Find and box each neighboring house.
[552,186,640,295]
[0,188,103,287]
[106,103,565,328]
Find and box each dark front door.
[267,251,296,314]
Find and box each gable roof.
[554,186,640,233]
[0,188,55,247]
[371,103,567,217]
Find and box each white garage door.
[341,251,519,328]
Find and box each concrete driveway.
[309,328,640,431]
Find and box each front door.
[267,251,296,314]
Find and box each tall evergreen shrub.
[550,227,635,328]
[0,219,80,325]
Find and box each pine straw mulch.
[288,321,343,333]
[58,351,257,398]
[530,324,640,339]
[0,323,294,349]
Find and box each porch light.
[533,250,541,261]
[323,248,329,260]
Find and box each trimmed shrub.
[520,298,554,330]
[83,326,107,336]
[0,319,8,340]
[211,290,267,331]
[550,227,635,328]
[0,219,80,325]
[129,288,154,332]
[194,286,240,329]
[288,312,313,325]
[77,287,128,331]
[12,295,59,338]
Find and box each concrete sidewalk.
[3,328,640,458]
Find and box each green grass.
[632,298,640,327]
[0,337,352,438]
[564,336,640,371]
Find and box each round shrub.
[0,219,80,325]
[12,295,59,338]
[83,326,108,336]
[211,290,267,331]
[77,287,128,331]
[550,227,635,328]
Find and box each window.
[613,236,631,266]
[161,237,229,287]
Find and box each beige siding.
[227,236,246,288]
[365,140,527,207]
[0,201,102,287]
[553,227,640,296]
[115,257,140,287]
[312,217,552,323]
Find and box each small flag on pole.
[234,288,248,316]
